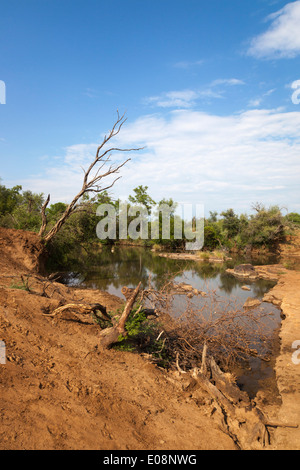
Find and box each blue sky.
[1,0,300,215]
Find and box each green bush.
[113,305,170,366]
[286,212,300,226]
[241,205,286,247]
[203,225,219,250]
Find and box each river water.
[64,245,282,399]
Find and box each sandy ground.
[0,228,236,450]
[1,227,300,450]
[265,270,300,449]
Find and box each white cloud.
[248,1,300,58]
[20,107,300,214]
[173,60,203,69]
[248,88,276,108]
[83,88,99,98]
[144,79,245,109]
[113,108,300,212]
[210,78,245,87]
[64,143,98,165]
[248,98,262,108]
[144,90,199,108]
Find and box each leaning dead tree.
[98,282,142,348]
[39,111,143,243]
[44,281,142,349]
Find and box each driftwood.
[44,302,111,322]
[99,282,142,349]
[187,352,298,450]
[121,286,135,301]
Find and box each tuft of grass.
[10,276,31,291]
[151,243,163,252]
[211,250,225,260]
[198,251,210,260]
[282,260,300,271]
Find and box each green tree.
[286,212,300,226]
[0,182,44,232]
[220,208,240,238]
[207,211,218,223]
[11,191,44,231]
[0,182,22,216]
[46,202,68,222]
[242,204,286,247]
[203,225,219,250]
[151,198,184,249]
[128,185,156,213]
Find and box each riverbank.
[157,251,228,263]
[224,232,300,449]
[0,227,236,450]
[1,227,300,449]
[263,271,300,449]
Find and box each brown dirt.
[0,227,236,450]
[262,231,300,450]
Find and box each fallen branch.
[191,358,269,449]
[175,352,187,374]
[99,282,141,349]
[44,302,110,322]
[264,421,298,429]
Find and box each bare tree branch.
[40,112,144,243]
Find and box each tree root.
[188,353,298,449]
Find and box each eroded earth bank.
[0,227,299,450]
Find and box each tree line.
[0,179,299,261]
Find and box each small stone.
[243,297,261,309]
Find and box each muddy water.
[65,245,282,399]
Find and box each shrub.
[203,225,219,250]
[286,212,300,226]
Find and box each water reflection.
[69,246,278,310]
[65,245,282,398]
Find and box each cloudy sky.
[1,0,300,215]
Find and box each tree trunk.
[99,282,141,349]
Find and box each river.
[64,245,282,400]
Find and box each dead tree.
[39,111,143,243]
[38,194,50,237]
[99,282,141,349]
